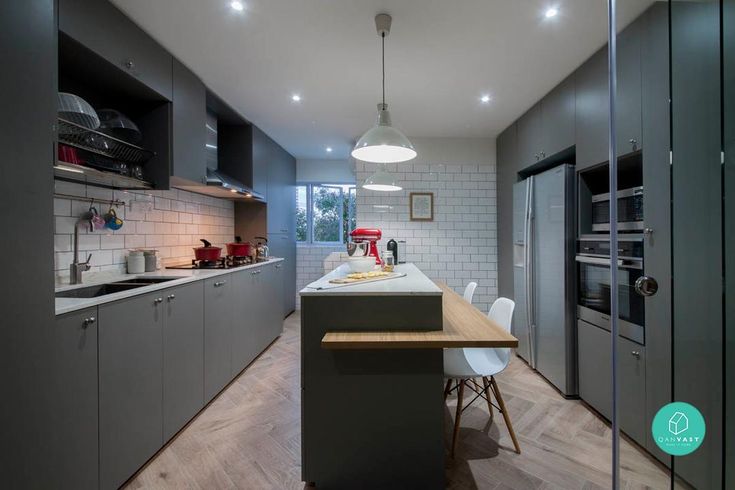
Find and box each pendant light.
[353,14,417,165]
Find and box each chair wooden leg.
[451,380,465,458]
[444,379,453,402]
[482,377,494,422]
[490,376,520,454]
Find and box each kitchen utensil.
[130,165,144,180]
[127,250,145,274]
[346,256,375,273]
[88,206,106,230]
[346,241,369,257]
[193,239,222,262]
[104,207,124,230]
[97,108,143,144]
[57,143,81,165]
[254,236,269,261]
[226,236,253,257]
[58,92,100,130]
[143,249,157,272]
[349,228,383,265]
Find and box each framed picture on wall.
[409,192,434,221]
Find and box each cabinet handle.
[124,59,135,70]
[280,228,288,233]
[251,270,261,275]
[82,316,96,327]
[534,153,539,161]
[154,297,163,304]
[275,264,282,269]
[540,151,546,158]
[214,280,227,287]
[631,350,641,359]
[167,294,176,301]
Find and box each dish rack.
[57,117,154,164]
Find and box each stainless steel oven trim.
[577,305,644,345]
[591,221,645,232]
[575,254,643,270]
[590,186,644,203]
[578,234,644,242]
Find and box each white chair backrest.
[463,282,478,304]
[487,297,515,366]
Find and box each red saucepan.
[226,236,252,257]
[193,239,222,262]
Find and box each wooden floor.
[125,312,671,490]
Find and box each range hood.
[205,167,264,200]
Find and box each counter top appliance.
[349,228,383,265]
[591,186,644,232]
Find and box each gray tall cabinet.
[497,0,673,469]
[1,1,56,487]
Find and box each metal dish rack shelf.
[57,117,155,164]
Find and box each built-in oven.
[591,186,644,232]
[576,236,645,345]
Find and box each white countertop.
[300,263,442,297]
[55,258,284,315]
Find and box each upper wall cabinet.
[616,17,643,157]
[516,76,575,169]
[541,75,576,158]
[575,48,609,170]
[59,0,172,100]
[171,59,207,186]
[262,129,297,234]
[252,127,273,200]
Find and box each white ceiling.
[112,0,654,160]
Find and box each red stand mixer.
[349,228,382,265]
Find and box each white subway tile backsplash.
[53,185,235,282]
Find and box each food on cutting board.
[346,270,390,280]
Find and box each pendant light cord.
[382,32,386,106]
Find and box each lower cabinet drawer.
[577,319,647,445]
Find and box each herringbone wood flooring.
[125,312,670,490]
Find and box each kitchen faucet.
[70,218,93,285]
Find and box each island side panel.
[301,295,445,490]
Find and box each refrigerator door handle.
[525,176,536,369]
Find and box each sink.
[55,277,180,299]
[111,277,179,285]
[55,283,148,299]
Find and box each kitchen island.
[300,263,517,489]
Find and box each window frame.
[296,182,356,245]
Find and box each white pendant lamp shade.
[362,163,403,192]
[352,104,417,164]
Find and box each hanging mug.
[89,206,106,230]
[104,208,124,230]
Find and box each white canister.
[127,250,145,274]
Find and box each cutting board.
[326,271,406,286]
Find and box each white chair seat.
[444,347,507,378]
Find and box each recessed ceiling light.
[480,94,491,104]
[545,7,559,18]
[326,146,333,153]
[291,94,302,102]
[230,1,244,12]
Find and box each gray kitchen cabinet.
[252,126,273,200]
[265,132,297,236]
[50,308,99,490]
[232,268,265,374]
[163,281,205,441]
[541,75,575,158]
[268,235,296,316]
[496,124,518,301]
[265,262,285,338]
[171,58,207,185]
[575,47,609,170]
[578,320,646,446]
[516,102,543,169]
[641,2,672,465]
[204,275,235,402]
[98,292,164,490]
[59,0,173,100]
[616,17,643,157]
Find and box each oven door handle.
[575,255,643,270]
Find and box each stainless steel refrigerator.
[513,164,577,397]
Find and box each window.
[296,184,356,244]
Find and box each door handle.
[634,276,658,297]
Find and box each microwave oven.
[591,186,644,232]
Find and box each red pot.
[193,239,222,261]
[226,236,252,257]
